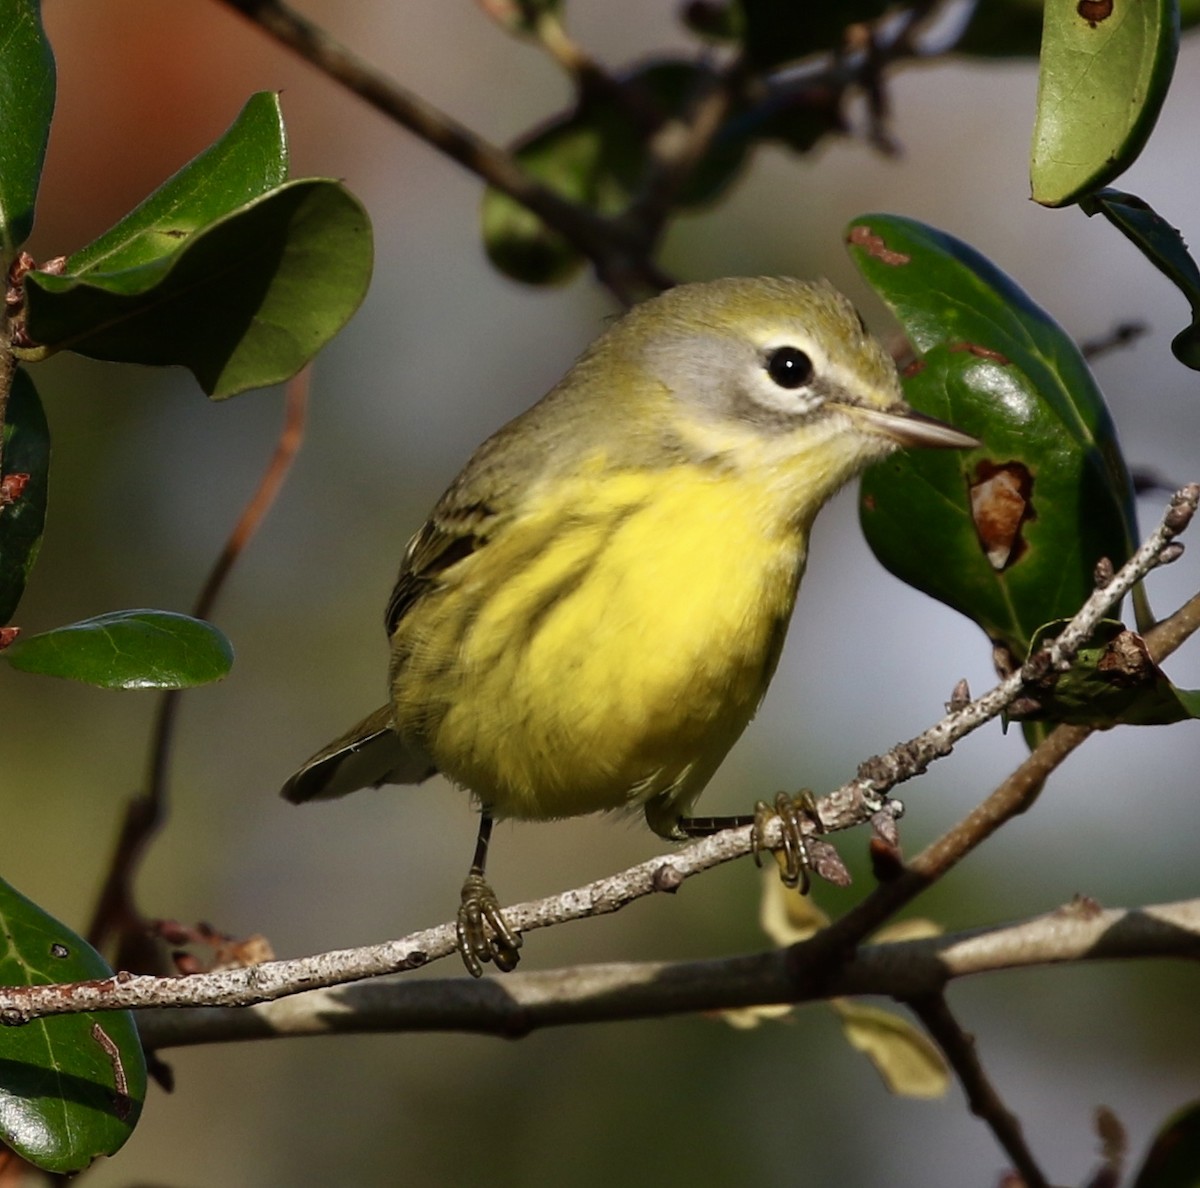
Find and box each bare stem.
[86,376,310,954]
[908,994,1053,1188]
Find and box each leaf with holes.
[1031,0,1179,207]
[846,214,1138,666]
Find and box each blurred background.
[7,1,1200,1183]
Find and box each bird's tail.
[280,705,437,802]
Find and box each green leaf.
[1031,0,1179,207]
[62,90,288,278]
[24,179,373,397]
[846,214,1137,662]
[0,368,49,624]
[1133,1101,1200,1188]
[1018,619,1200,725]
[482,115,601,286]
[1080,188,1200,368]
[0,876,145,1172]
[2,609,234,688]
[955,0,1047,57]
[0,0,55,255]
[482,60,750,285]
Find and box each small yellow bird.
[282,277,975,975]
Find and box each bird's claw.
[750,790,822,894]
[457,873,523,977]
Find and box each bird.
[281,276,977,976]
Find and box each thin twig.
[86,375,310,953]
[796,493,1200,966]
[908,994,1052,1188]
[215,0,667,303]
[12,486,1195,1019]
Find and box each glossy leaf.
[482,60,750,285]
[1031,0,1179,207]
[0,368,49,624]
[1016,619,1200,725]
[0,877,145,1172]
[1133,1101,1200,1188]
[0,0,55,254]
[847,214,1137,663]
[62,91,288,278]
[24,179,373,397]
[1081,188,1200,369]
[2,609,234,688]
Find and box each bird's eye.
[765,346,814,390]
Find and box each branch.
[214,0,663,303]
[3,487,1195,1022]
[809,486,1200,956]
[119,895,1200,1048]
[907,994,1051,1188]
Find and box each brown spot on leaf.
[0,473,30,505]
[901,358,926,378]
[1077,0,1113,25]
[970,461,1033,570]
[949,342,1011,365]
[846,224,911,266]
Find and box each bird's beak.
[843,402,979,450]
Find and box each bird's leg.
[677,790,822,895]
[456,809,523,977]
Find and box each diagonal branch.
[214,0,664,302]
[4,487,1194,1023]
[908,994,1051,1188]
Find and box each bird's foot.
[750,790,823,894]
[456,873,523,977]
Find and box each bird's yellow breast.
[391,450,812,831]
